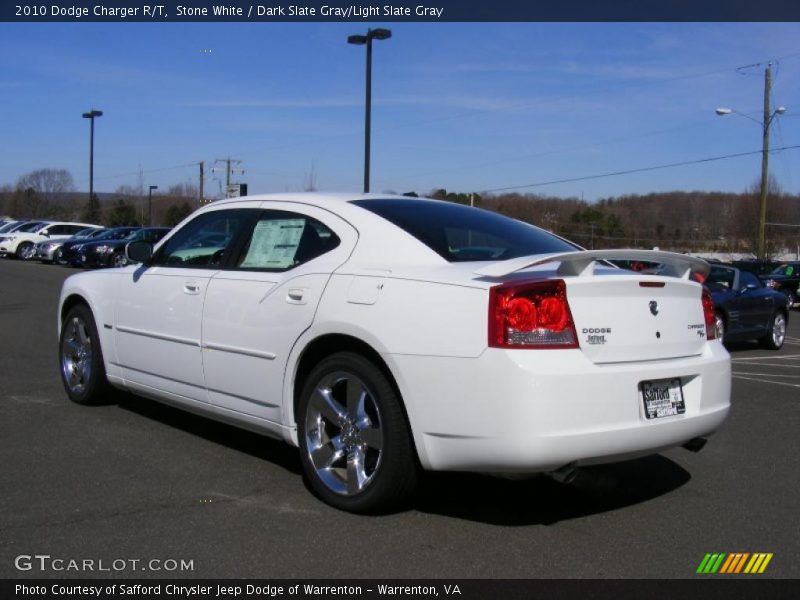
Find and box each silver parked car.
[35,227,108,264]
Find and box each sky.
[1,22,799,201]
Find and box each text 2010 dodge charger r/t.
[58,194,730,512]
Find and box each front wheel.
[111,252,128,268]
[16,242,35,260]
[785,290,797,310]
[59,304,114,404]
[714,312,726,341]
[760,311,787,350]
[297,352,418,513]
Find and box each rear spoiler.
[474,249,710,280]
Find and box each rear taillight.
[489,279,578,349]
[701,287,717,340]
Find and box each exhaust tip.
[682,437,708,453]
[548,464,579,485]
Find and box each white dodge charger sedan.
[58,194,730,512]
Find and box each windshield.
[351,199,578,262]
[72,227,99,238]
[96,228,139,241]
[771,264,797,277]
[0,221,23,233]
[14,221,48,233]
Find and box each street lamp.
[348,28,392,193]
[148,185,158,226]
[82,109,103,215]
[716,63,787,259]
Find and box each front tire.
[297,352,418,513]
[59,304,113,404]
[785,290,797,310]
[16,242,35,260]
[714,312,726,341]
[112,252,128,268]
[760,311,787,350]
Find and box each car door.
[736,270,774,334]
[112,207,253,403]
[201,204,357,425]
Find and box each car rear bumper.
[389,341,731,472]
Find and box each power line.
[75,163,194,185]
[483,145,800,194]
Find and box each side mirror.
[126,240,153,264]
[41,231,50,238]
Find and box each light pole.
[716,63,786,259]
[82,109,103,216]
[348,28,392,193]
[148,185,158,226]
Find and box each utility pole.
[197,161,205,206]
[212,157,243,198]
[716,62,786,260]
[757,64,772,260]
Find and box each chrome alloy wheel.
[18,243,35,260]
[771,313,786,348]
[714,313,725,341]
[60,315,93,395]
[304,371,384,496]
[112,253,128,268]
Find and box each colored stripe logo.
[697,553,773,574]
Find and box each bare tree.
[14,168,76,218]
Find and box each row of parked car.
[0,219,171,268]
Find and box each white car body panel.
[58,193,731,477]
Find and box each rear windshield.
[351,199,577,262]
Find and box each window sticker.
[240,218,305,269]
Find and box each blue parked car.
[706,265,788,350]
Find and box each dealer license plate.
[640,378,685,419]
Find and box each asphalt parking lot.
[1,258,799,579]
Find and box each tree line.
[2,168,799,256]
[0,169,197,228]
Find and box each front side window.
[234,211,340,271]
[706,267,736,292]
[152,210,250,268]
[740,271,761,289]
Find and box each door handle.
[184,281,201,295]
[287,288,307,305]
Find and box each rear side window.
[233,210,340,271]
[351,199,577,262]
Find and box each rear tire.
[759,311,786,350]
[59,304,114,404]
[297,352,418,513]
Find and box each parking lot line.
[732,375,800,388]
[730,354,800,362]
[732,372,800,378]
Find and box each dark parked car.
[706,265,788,350]
[761,262,800,308]
[79,227,171,268]
[62,227,142,266]
[731,259,781,277]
